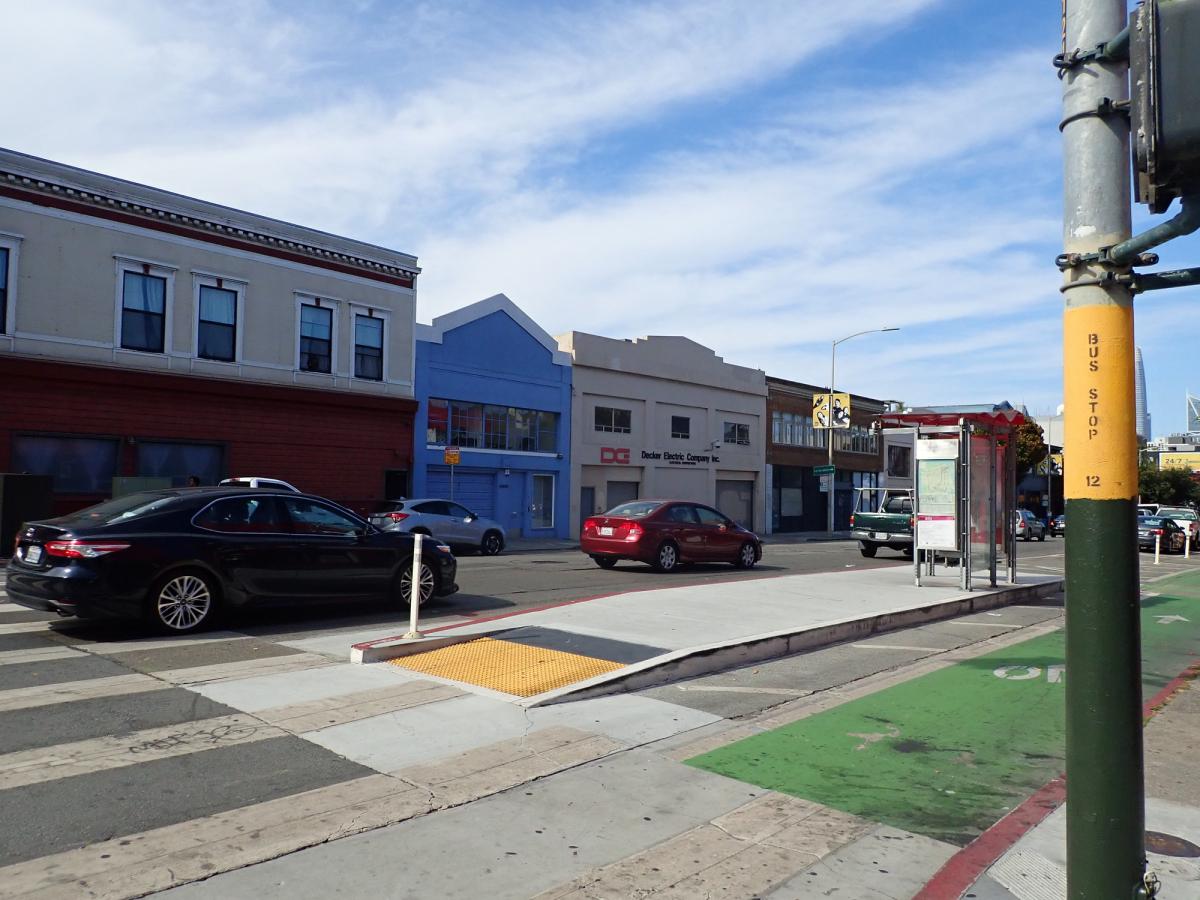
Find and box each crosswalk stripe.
[153,652,335,685]
[0,713,282,791]
[0,646,85,666]
[0,622,56,635]
[256,680,465,733]
[61,631,256,655]
[0,673,169,713]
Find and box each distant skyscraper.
[1135,348,1150,441]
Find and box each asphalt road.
[8,535,1196,897]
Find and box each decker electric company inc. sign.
[600,447,720,466]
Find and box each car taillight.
[44,540,132,559]
[849,514,855,527]
[909,516,915,528]
[1153,529,1163,536]
[583,518,599,534]
[623,522,644,543]
[386,512,409,522]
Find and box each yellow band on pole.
[1063,304,1138,500]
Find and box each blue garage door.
[427,467,495,519]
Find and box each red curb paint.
[915,655,1200,899]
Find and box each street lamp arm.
[833,327,900,347]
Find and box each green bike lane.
[686,571,1200,848]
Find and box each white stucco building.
[556,332,767,537]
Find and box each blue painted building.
[412,294,572,540]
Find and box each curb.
[351,578,1063,704]
[524,578,1063,706]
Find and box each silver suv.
[1014,509,1046,542]
[370,498,506,555]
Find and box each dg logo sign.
[601,447,631,464]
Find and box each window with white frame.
[354,313,384,380]
[594,406,632,434]
[120,268,168,353]
[299,302,333,373]
[723,421,751,446]
[0,233,19,336]
[197,283,238,362]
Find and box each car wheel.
[592,556,618,569]
[398,563,436,607]
[149,569,218,634]
[734,542,758,569]
[860,542,878,558]
[480,530,504,556]
[653,541,680,573]
[1038,532,1046,542]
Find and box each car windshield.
[1158,508,1197,519]
[60,493,180,526]
[606,501,662,519]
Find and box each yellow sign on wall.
[444,446,461,465]
[1160,452,1200,472]
[813,392,851,429]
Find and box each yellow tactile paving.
[387,638,625,697]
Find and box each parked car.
[1014,509,1046,542]
[1050,514,1066,537]
[368,498,506,555]
[5,488,458,634]
[1137,516,1187,554]
[1153,506,1199,548]
[580,500,762,572]
[849,489,913,558]
[219,476,300,492]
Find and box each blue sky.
[5,0,1198,434]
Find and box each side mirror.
[464,514,476,523]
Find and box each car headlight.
[436,544,453,555]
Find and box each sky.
[4,0,1198,435]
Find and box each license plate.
[599,526,613,537]
[873,532,888,540]
[25,545,42,565]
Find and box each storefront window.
[450,402,484,447]
[427,399,448,444]
[12,435,119,493]
[428,399,559,452]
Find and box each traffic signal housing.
[1130,0,1200,212]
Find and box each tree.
[1014,421,1048,474]
[1139,460,1200,506]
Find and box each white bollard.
[403,533,424,639]
[1187,533,1193,560]
[1154,533,1161,565]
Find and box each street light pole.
[826,328,899,534]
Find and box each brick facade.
[0,356,415,516]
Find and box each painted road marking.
[0,673,168,713]
[1155,615,1189,624]
[687,571,1200,848]
[154,652,335,685]
[257,681,465,733]
[850,644,945,652]
[0,712,282,790]
[0,645,85,666]
[0,622,56,635]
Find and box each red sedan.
[581,500,763,572]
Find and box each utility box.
[1130,0,1200,212]
[0,474,54,556]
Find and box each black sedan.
[6,488,458,634]
[1136,516,1187,554]
[1050,514,1065,537]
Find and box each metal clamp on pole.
[403,533,424,640]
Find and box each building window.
[198,285,237,362]
[299,303,333,373]
[428,399,559,452]
[723,421,751,446]
[354,314,384,380]
[0,246,8,335]
[595,406,632,434]
[120,270,167,353]
[671,416,690,439]
[12,434,120,493]
[137,440,224,486]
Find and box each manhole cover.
[1146,830,1200,857]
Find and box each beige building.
[556,332,767,537]
[0,148,420,511]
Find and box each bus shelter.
[877,403,1024,591]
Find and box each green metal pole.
[1060,1,1147,896]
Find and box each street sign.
[814,464,836,475]
[813,392,851,429]
[818,474,832,492]
[443,446,461,465]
